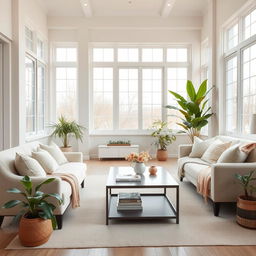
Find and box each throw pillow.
[217,144,249,163]
[40,143,68,165]
[189,137,215,158]
[32,149,59,174]
[15,153,46,177]
[201,140,232,163]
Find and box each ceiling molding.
[160,0,176,18]
[80,0,93,17]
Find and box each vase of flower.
[126,151,151,175]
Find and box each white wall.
[48,16,202,159]
[0,0,12,39]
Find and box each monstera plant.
[166,80,213,142]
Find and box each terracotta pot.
[236,195,256,229]
[19,217,53,247]
[149,166,157,176]
[60,146,72,152]
[157,149,168,161]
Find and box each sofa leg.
[81,180,85,188]
[0,216,4,227]
[213,202,220,216]
[56,215,63,229]
[180,177,183,182]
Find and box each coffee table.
[106,166,179,225]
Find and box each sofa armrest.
[64,152,83,162]
[211,163,256,202]
[178,144,193,158]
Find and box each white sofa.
[0,141,86,229]
[178,136,256,216]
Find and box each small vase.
[133,162,146,175]
[149,166,157,176]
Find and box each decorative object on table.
[235,170,256,229]
[2,176,63,247]
[151,120,176,161]
[116,173,141,182]
[107,140,131,146]
[117,192,142,211]
[149,165,158,176]
[50,115,86,152]
[126,152,151,175]
[165,80,213,143]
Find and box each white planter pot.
[133,162,146,175]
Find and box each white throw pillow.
[189,137,215,158]
[40,143,68,165]
[201,140,232,163]
[15,153,46,177]
[217,144,248,163]
[32,149,59,174]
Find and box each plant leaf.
[35,178,55,192]
[2,200,22,209]
[168,90,186,102]
[196,79,207,99]
[186,80,196,101]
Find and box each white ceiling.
[40,0,206,17]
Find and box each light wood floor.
[0,159,255,256]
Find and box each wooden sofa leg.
[56,215,63,230]
[213,202,220,217]
[180,177,183,182]
[0,216,4,227]
[81,180,85,188]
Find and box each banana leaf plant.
[165,80,213,142]
[2,176,63,229]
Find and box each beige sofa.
[178,136,256,216]
[0,141,86,229]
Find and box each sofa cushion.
[54,162,86,184]
[32,149,59,174]
[40,143,68,165]
[15,153,46,177]
[217,144,248,163]
[189,137,215,158]
[201,140,232,163]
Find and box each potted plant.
[151,120,176,161]
[165,80,213,143]
[107,140,131,146]
[50,115,86,152]
[235,171,256,229]
[2,176,63,246]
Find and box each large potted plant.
[235,171,256,229]
[2,176,63,246]
[165,80,213,143]
[50,115,86,152]
[151,120,176,161]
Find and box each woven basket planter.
[236,196,256,229]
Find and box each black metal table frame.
[106,185,179,225]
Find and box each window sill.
[25,133,50,143]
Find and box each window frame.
[89,43,192,135]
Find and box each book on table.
[117,192,142,211]
[115,174,141,182]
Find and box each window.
[224,5,256,135]
[227,23,239,50]
[25,26,47,138]
[56,47,77,62]
[90,45,190,132]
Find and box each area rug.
[6,160,256,249]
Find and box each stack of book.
[117,192,142,211]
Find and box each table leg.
[164,187,166,195]
[176,186,179,224]
[106,187,109,225]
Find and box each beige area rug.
[5,159,256,249]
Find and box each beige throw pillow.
[201,140,232,163]
[189,137,215,158]
[217,144,249,163]
[40,143,68,165]
[32,149,59,174]
[15,153,46,177]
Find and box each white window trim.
[89,43,192,135]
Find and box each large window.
[90,45,190,132]
[54,46,78,121]
[25,26,47,137]
[224,6,256,135]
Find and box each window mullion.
[237,49,243,134]
[138,67,142,130]
[113,65,119,130]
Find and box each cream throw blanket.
[53,173,80,208]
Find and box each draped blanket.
[53,173,80,208]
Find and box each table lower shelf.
[108,194,177,220]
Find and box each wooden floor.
[1,159,256,255]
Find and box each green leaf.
[168,90,186,102]
[186,80,196,101]
[42,193,63,204]
[35,178,55,192]
[21,176,32,195]
[196,79,207,100]
[2,200,22,209]
[177,123,189,130]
